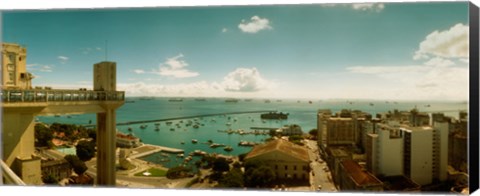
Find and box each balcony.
[1,89,125,103]
[0,159,25,185]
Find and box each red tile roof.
[341,159,383,187]
[245,139,310,162]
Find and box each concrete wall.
[409,129,433,185]
[434,121,449,181]
[378,129,403,176]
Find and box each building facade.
[402,126,433,186]
[244,139,310,181]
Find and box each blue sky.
[1,2,470,100]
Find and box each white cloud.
[459,58,469,64]
[27,63,54,72]
[346,59,468,100]
[352,3,384,12]
[118,67,276,97]
[414,23,469,60]
[346,65,428,74]
[238,16,272,34]
[221,67,274,92]
[57,56,69,64]
[222,28,228,33]
[423,57,454,67]
[40,65,53,72]
[133,69,146,74]
[152,54,199,78]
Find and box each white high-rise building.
[402,126,433,186]
[366,123,403,176]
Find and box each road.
[305,139,337,192]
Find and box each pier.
[128,144,184,159]
[83,110,276,127]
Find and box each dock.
[128,144,184,159]
[83,110,276,127]
[250,127,279,131]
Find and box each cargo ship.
[260,111,289,120]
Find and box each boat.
[193,124,199,129]
[155,127,160,131]
[168,98,183,102]
[264,100,271,103]
[177,154,184,158]
[170,128,175,131]
[224,146,233,152]
[192,150,207,156]
[181,141,185,144]
[225,98,239,103]
[192,139,198,143]
[261,111,289,120]
[369,103,374,106]
[127,127,133,131]
[166,121,173,125]
[140,125,147,129]
[210,143,224,148]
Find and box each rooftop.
[341,159,383,187]
[245,139,309,162]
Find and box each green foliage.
[166,166,192,179]
[212,157,230,173]
[238,153,247,162]
[309,129,318,139]
[217,168,244,188]
[244,160,276,188]
[64,155,87,175]
[200,155,216,169]
[87,128,96,141]
[76,140,96,161]
[34,123,54,148]
[289,135,305,146]
[232,161,241,169]
[42,173,59,184]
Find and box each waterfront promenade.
[129,144,183,159]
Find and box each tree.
[34,123,53,148]
[217,168,244,188]
[76,140,96,161]
[64,155,88,175]
[212,157,230,173]
[244,160,276,188]
[42,173,59,185]
[166,166,191,179]
[309,129,318,139]
[87,128,96,141]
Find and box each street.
[305,139,337,192]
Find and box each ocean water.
[39,97,467,168]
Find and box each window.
[294,166,297,170]
[285,165,288,170]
